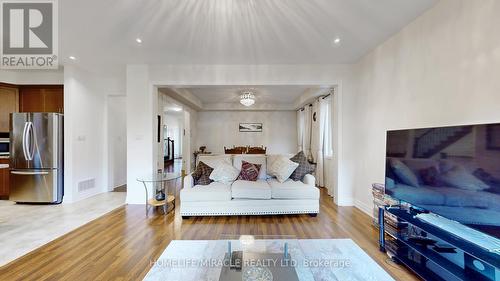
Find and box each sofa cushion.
[180,182,232,202]
[289,151,316,181]
[387,183,446,205]
[401,158,440,181]
[268,156,299,183]
[192,161,213,186]
[389,158,420,187]
[231,180,271,199]
[238,160,262,181]
[197,155,232,168]
[267,178,320,200]
[440,165,489,191]
[266,154,294,168]
[210,160,240,184]
[233,155,267,180]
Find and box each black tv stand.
[379,206,500,281]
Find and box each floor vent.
[78,178,96,192]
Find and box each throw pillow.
[389,158,420,187]
[192,161,213,186]
[268,156,299,183]
[473,168,500,187]
[289,151,316,181]
[238,160,262,181]
[440,165,490,191]
[419,166,443,187]
[438,159,457,174]
[209,160,240,184]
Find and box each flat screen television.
[385,123,500,239]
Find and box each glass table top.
[136,172,182,183]
[214,235,312,281]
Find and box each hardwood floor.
[0,180,417,281]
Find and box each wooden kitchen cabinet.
[0,158,9,199]
[19,85,64,113]
[0,85,19,133]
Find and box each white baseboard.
[354,199,373,218]
[334,197,354,206]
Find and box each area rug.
[144,239,394,281]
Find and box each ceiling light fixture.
[69,56,76,60]
[171,107,182,112]
[240,91,255,107]
[136,38,142,44]
[332,36,341,46]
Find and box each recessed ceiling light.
[171,107,182,112]
[135,38,142,44]
[69,56,76,60]
[332,37,341,46]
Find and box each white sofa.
[180,154,320,218]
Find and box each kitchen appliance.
[9,113,63,203]
[0,139,9,156]
[0,133,9,156]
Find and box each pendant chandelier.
[240,91,255,107]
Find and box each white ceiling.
[164,101,183,114]
[59,0,437,74]
[187,86,311,104]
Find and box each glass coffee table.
[214,235,313,281]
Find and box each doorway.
[107,95,127,192]
[158,94,186,175]
[163,110,183,173]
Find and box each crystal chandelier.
[240,91,255,107]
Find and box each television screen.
[385,123,500,239]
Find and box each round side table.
[137,172,181,216]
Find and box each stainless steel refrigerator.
[9,113,63,203]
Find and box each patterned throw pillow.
[289,151,316,181]
[238,160,262,181]
[192,161,213,186]
[419,166,443,187]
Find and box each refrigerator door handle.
[11,170,50,175]
[22,122,29,161]
[26,122,35,161]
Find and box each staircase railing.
[413,126,472,158]
[164,137,175,163]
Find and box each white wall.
[196,111,297,154]
[107,95,127,190]
[126,65,156,204]
[0,69,64,84]
[64,65,123,202]
[346,0,500,215]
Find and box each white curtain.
[297,109,304,152]
[297,95,333,190]
[302,105,312,160]
[310,98,328,187]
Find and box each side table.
[137,172,181,216]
